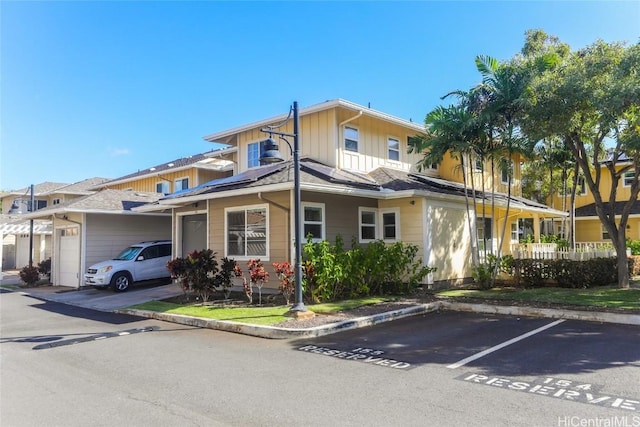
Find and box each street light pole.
[290,101,305,313]
[259,101,310,317]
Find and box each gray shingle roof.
[31,189,164,213]
[160,159,565,216]
[575,200,640,217]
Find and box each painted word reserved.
[298,345,412,369]
[459,373,639,413]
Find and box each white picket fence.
[510,242,616,260]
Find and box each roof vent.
[168,163,174,167]
[150,167,156,171]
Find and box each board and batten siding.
[336,112,423,174]
[105,170,198,193]
[84,214,171,269]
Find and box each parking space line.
[447,319,566,369]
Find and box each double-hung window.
[388,137,400,161]
[359,208,377,242]
[247,141,267,168]
[174,178,189,192]
[302,202,325,242]
[381,209,399,241]
[344,126,359,152]
[358,207,400,242]
[623,171,635,187]
[156,182,169,195]
[501,160,513,185]
[226,205,268,259]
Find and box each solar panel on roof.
[163,162,288,199]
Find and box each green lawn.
[437,286,640,311]
[130,296,398,326]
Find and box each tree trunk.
[614,233,630,289]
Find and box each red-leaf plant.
[233,262,252,304]
[247,259,269,305]
[273,262,294,305]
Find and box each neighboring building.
[89,148,236,194]
[136,99,566,287]
[549,155,640,244]
[0,178,109,270]
[19,190,171,288]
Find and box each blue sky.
[1,1,638,191]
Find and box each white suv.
[84,240,172,292]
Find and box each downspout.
[258,192,291,264]
[337,110,363,169]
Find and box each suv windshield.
[113,246,143,261]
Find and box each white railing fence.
[510,242,616,260]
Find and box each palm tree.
[409,103,482,266]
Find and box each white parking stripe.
[447,319,566,369]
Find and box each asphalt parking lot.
[292,311,640,414]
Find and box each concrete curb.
[117,300,640,339]
[116,303,441,339]
[441,301,640,326]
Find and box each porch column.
[533,214,541,243]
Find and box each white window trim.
[387,136,400,162]
[301,202,325,242]
[174,177,189,192]
[344,125,359,153]
[247,140,266,169]
[602,225,610,240]
[156,181,169,194]
[224,204,269,260]
[510,222,519,243]
[52,198,61,205]
[380,208,400,242]
[358,207,378,243]
[623,171,634,187]
[358,207,400,243]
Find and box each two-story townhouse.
[17,148,239,288]
[137,99,566,288]
[1,178,109,270]
[549,155,640,244]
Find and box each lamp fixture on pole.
[259,101,310,316]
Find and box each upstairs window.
[247,141,267,168]
[501,160,513,185]
[577,176,587,195]
[388,137,400,161]
[156,182,169,195]
[623,171,635,187]
[344,126,359,153]
[52,198,61,205]
[175,178,189,192]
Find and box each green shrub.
[627,239,640,256]
[302,236,435,302]
[512,257,621,288]
[166,250,235,302]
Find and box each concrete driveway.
[1,270,183,311]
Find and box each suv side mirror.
[136,255,145,261]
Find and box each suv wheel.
[110,272,132,292]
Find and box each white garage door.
[58,227,80,287]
